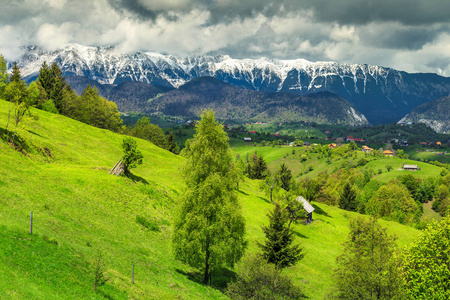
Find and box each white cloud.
[0,0,449,76]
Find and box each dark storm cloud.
[2,0,450,75]
[107,0,299,23]
[361,26,446,50]
[107,0,450,26]
[301,0,450,26]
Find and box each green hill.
[0,99,421,299]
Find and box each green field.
[0,99,435,299]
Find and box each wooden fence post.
[132,263,135,284]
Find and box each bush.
[226,254,305,300]
[38,100,58,114]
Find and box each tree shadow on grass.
[312,204,331,218]
[295,231,309,239]
[26,129,45,138]
[125,172,149,185]
[175,267,237,292]
[238,190,249,196]
[258,196,271,204]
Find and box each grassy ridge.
[0,99,422,299]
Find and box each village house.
[361,145,373,153]
[243,137,252,142]
[383,150,394,157]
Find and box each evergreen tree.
[248,153,267,179]
[172,110,246,285]
[49,62,67,112]
[166,131,179,154]
[338,182,357,211]
[10,62,21,83]
[277,163,292,191]
[257,202,304,269]
[332,217,403,299]
[37,61,67,113]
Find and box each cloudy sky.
[1,0,450,75]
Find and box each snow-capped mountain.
[14,44,450,124]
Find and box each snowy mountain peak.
[12,44,450,124]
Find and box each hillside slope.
[399,96,450,134]
[0,100,419,299]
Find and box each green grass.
[406,149,450,164]
[0,99,428,299]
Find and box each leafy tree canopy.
[403,217,450,299]
[172,110,246,284]
[121,138,143,176]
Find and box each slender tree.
[121,138,143,176]
[332,217,403,299]
[257,202,304,269]
[0,55,8,97]
[172,110,246,285]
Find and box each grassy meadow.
[0,98,440,299]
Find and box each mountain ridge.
[145,76,369,126]
[11,44,450,124]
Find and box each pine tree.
[10,62,22,83]
[339,182,357,211]
[257,202,304,269]
[166,131,179,154]
[277,163,292,191]
[248,153,267,179]
[172,110,246,285]
[49,62,67,112]
[37,61,67,113]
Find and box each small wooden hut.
[296,196,315,224]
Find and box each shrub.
[226,254,305,300]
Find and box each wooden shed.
[403,164,419,171]
[296,196,315,224]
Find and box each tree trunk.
[203,249,210,285]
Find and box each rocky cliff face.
[14,44,450,124]
[399,96,450,134]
